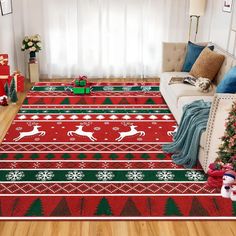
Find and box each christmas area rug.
[0,82,235,220]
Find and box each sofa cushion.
[161,72,216,108]
[200,131,207,148]
[182,41,214,72]
[190,48,225,81]
[216,66,236,93]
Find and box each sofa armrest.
[202,94,236,172]
[162,42,187,72]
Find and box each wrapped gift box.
[10,72,25,92]
[0,65,10,76]
[0,75,11,96]
[0,54,8,66]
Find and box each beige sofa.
[160,42,236,172]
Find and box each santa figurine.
[221,170,236,198]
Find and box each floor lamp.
[189,0,206,42]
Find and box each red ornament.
[0,96,8,106]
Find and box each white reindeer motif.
[14,125,46,141]
[116,125,145,142]
[67,125,97,141]
[167,126,178,137]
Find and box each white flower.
[36,171,54,181]
[156,170,175,181]
[24,36,29,42]
[96,171,114,181]
[185,171,204,181]
[126,170,144,181]
[21,45,25,50]
[28,42,33,47]
[66,170,84,181]
[37,42,42,48]
[141,86,152,92]
[103,86,114,91]
[6,171,25,181]
[30,46,37,52]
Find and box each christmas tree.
[94,197,113,216]
[4,83,9,97]
[25,198,44,216]
[10,89,18,103]
[164,198,182,216]
[9,78,16,95]
[216,102,236,170]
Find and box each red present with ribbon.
[10,71,25,92]
[0,65,10,76]
[0,75,11,96]
[0,54,8,66]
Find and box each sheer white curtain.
[13,0,189,78]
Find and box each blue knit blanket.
[162,100,211,168]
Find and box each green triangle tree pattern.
[120,198,141,216]
[141,153,150,160]
[145,98,155,104]
[50,198,71,216]
[46,153,55,159]
[23,98,29,104]
[77,153,87,159]
[93,153,102,160]
[61,153,71,159]
[14,154,24,160]
[109,153,119,160]
[30,154,39,160]
[189,198,209,216]
[233,201,236,216]
[164,198,182,216]
[103,98,113,104]
[94,197,113,216]
[25,199,44,216]
[0,154,8,159]
[60,98,70,104]
[125,153,134,160]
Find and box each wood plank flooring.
[0,78,235,236]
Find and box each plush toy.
[0,96,8,106]
[221,170,236,198]
[195,77,212,93]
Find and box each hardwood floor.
[0,79,235,236]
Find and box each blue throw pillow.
[182,41,214,72]
[216,67,236,93]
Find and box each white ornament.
[66,170,84,181]
[185,171,204,181]
[13,125,46,141]
[36,171,54,181]
[96,171,114,181]
[6,171,25,181]
[126,171,144,181]
[156,170,175,181]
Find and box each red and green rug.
[0,82,235,219]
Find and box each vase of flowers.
[21,34,42,62]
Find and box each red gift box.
[0,75,11,96]
[0,54,8,66]
[10,72,25,92]
[0,65,10,76]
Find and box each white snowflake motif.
[36,171,54,181]
[156,170,175,181]
[126,171,144,181]
[122,87,132,91]
[45,86,56,91]
[66,171,84,181]
[141,86,152,92]
[6,171,25,181]
[185,171,204,181]
[96,171,115,181]
[103,86,114,91]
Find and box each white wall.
[0,13,16,71]
[207,0,236,56]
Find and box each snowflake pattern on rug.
[185,170,204,181]
[96,171,115,181]
[126,171,144,181]
[36,171,54,181]
[156,170,175,181]
[6,171,25,181]
[66,171,84,181]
